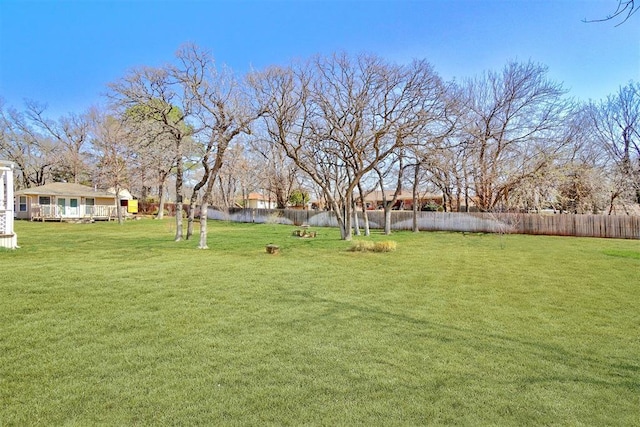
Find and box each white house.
[244,192,278,209]
[0,160,17,249]
[14,182,121,221]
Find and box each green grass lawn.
[1,219,639,425]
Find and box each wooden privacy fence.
[209,208,640,239]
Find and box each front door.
[57,197,80,218]
[68,198,79,217]
[57,198,66,217]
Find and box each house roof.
[15,183,117,199]
[362,190,442,202]
[247,192,270,201]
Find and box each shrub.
[421,202,441,211]
[373,241,397,252]
[348,240,397,253]
[289,189,310,207]
[348,240,375,252]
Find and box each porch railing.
[85,205,118,218]
[31,204,117,221]
[31,204,59,220]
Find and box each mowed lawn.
[1,219,639,425]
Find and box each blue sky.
[0,0,638,118]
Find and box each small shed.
[0,160,17,249]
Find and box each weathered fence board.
[208,208,640,239]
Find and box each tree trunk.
[455,176,462,212]
[275,186,287,209]
[115,186,124,225]
[198,199,209,249]
[198,166,221,249]
[333,199,352,241]
[174,156,184,241]
[187,150,213,240]
[357,182,370,236]
[608,191,619,215]
[464,186,470,212]
[186,197,197,240]
[384,206,392,235]
[412,165,420,233]
[353,199,360,236]
[378,187,394,236]
[362,208,370,236]
[157,181,165,219]
[187,178,207,239]
[375,155,403,236]
[344,195,354,240]
[342,211,353,240]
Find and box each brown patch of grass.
[349,240,397,252]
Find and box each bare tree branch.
[584,0,637,26]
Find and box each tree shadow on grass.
[283,290,640,393]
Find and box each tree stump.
[266,244,280,254]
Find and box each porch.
[30,204,118,222]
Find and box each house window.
[19,196,27,212]
[38,196,51,205]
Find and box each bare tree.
[585,1,637,25]
[459,61,574,212]
[355,180,374,235]
[171,44,259,248]
[130,119,177,219]
[588,82,640,212]
[407,86,461,230]
[252,54,445,240]
[249,132,299,209]
[25,102,92,184]
[0,102,56,188]
[504,106,607,213]
[419,144,465,212]
[212,142,257,210]
[88,108,134,224]
[109,65,194,241]
[373,152,405,235]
